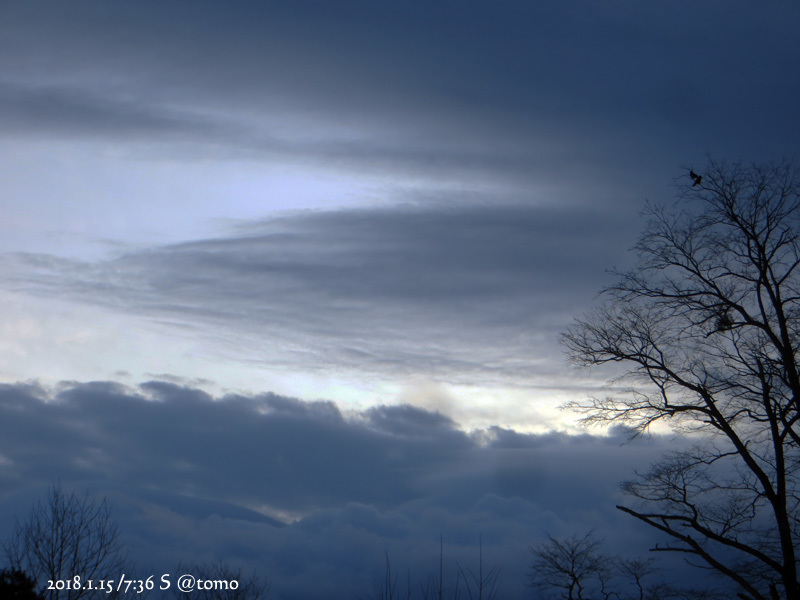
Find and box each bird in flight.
[690,170,703,186]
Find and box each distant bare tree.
[367,538,501,600]
[617,557,663,600]
[455,536,501,600]
[370,551,411,600]
[4,484,126,600]
[419,537,445,600]
[562,160,800,599]
[529,533,726,600]
[529,532,613,600]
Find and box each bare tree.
[530,533,728,600]
[369,552,412,600]
[562,160,800,599]
[456,536,501,600]
[616,557,663,600]
[4,483,126,600]
[420,537,446,600]
[529,532,613,600]
[367,538,501,600]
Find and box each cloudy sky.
[0,1,798,597]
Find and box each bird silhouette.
[690,170,703,186]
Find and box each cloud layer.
[0,379,682,599]
[6,203,634,391]
[2,0,798,401]
[2,0,798,204]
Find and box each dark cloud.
[0,81,537,185]
[1,1,797,198]
[0,379,684,599]
[5,203,635,387]
[4,1,796,125]
[364,404,458,438]
[0,82,223,138]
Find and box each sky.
[0,1,799,598]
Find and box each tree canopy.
[562,160,800,600]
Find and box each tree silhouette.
[3,483,126,600]
[366,538,500,600]
[529,532,612,600]
[529,532,728,600]
[0,568,45,599]
[563,160,800,599]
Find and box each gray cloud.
[5,203,635,387]
[2,1,797,200]
[0,379,684,599]
[0,82,223,139]
[0,79,604,208]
